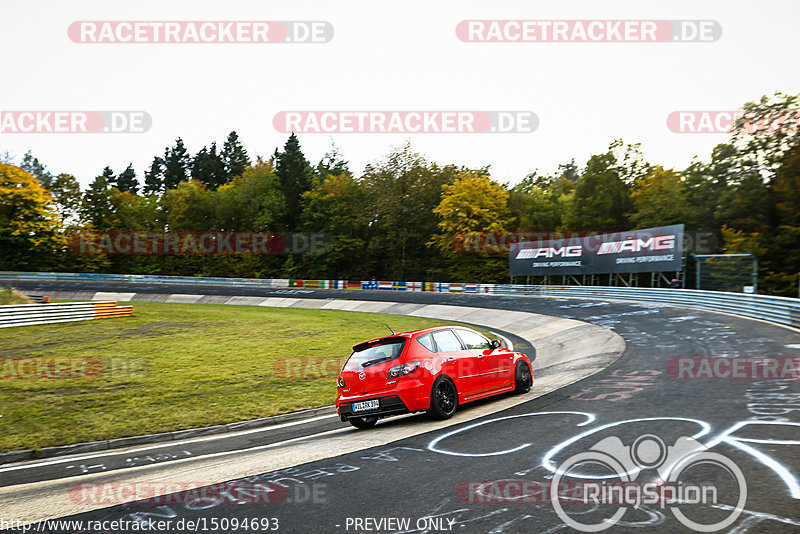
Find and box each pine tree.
[275,133,315,230]
[316,141,350,178]
[101,166,116,188]
[144,156,164,195]
[207,142,227,188]
[21,151,54,189]
[163,138,192,190]
[192,146,210,182]
[221,131,250,180]
[116,163,139,194]
[50,173,82,227]
[82,176,115,230]
[192,142,227,190]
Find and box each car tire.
[348,416,378,429]
[427,376,458,420]
[514,361,532,394]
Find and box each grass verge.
[0,301,495,452]
[0,287,32,305]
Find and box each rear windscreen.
[344,339,405,370]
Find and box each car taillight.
[388,362,419,379]
[337,376,346,388]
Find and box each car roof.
[405,325,469,336]
[354,325,470,349]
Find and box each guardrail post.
[753,256,759,294]
[692,253,701,290]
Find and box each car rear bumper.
[337,394,411,421]
[337,379,430,421]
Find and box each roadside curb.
[0,405,336,465]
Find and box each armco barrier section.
[535,286,800,329]
[0,271,798,328]
[0,301,133,328]
[0,271,289,289]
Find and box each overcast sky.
[1,0,798,188]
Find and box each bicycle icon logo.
[551,433,747,532]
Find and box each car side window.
[417,333,436,352]
[432,329,464,352]
[455,329,491,350]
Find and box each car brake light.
[388,362,419,379]
[337,376,346,388]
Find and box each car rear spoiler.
[352,335,406,352]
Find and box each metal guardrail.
[0,271,290,288]
[0,301,133,328]
[0,271,797,329]
[535,286,800,329]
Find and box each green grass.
[0,301,495,453]
[0,287,32,305]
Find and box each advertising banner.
[509,224,684,276]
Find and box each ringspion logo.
[68,21,333,43]
[273,111,538,134]
[0,111,151,134]
[456,20,721,42]
[551,433,746,532]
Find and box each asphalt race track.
[3,280,800,533]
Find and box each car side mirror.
[489,339,502,349]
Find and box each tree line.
[1,92,798,295]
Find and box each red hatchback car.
[336,326,533,429]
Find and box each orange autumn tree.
[0,163,66,269]
[429,171,514,282]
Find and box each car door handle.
[446,357,455,362]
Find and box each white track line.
[1,330,508,474]
[0,414,337,473]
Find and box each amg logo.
[517,246,582,259]
[597,235,675,254]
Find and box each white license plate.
[352,399,380,412]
